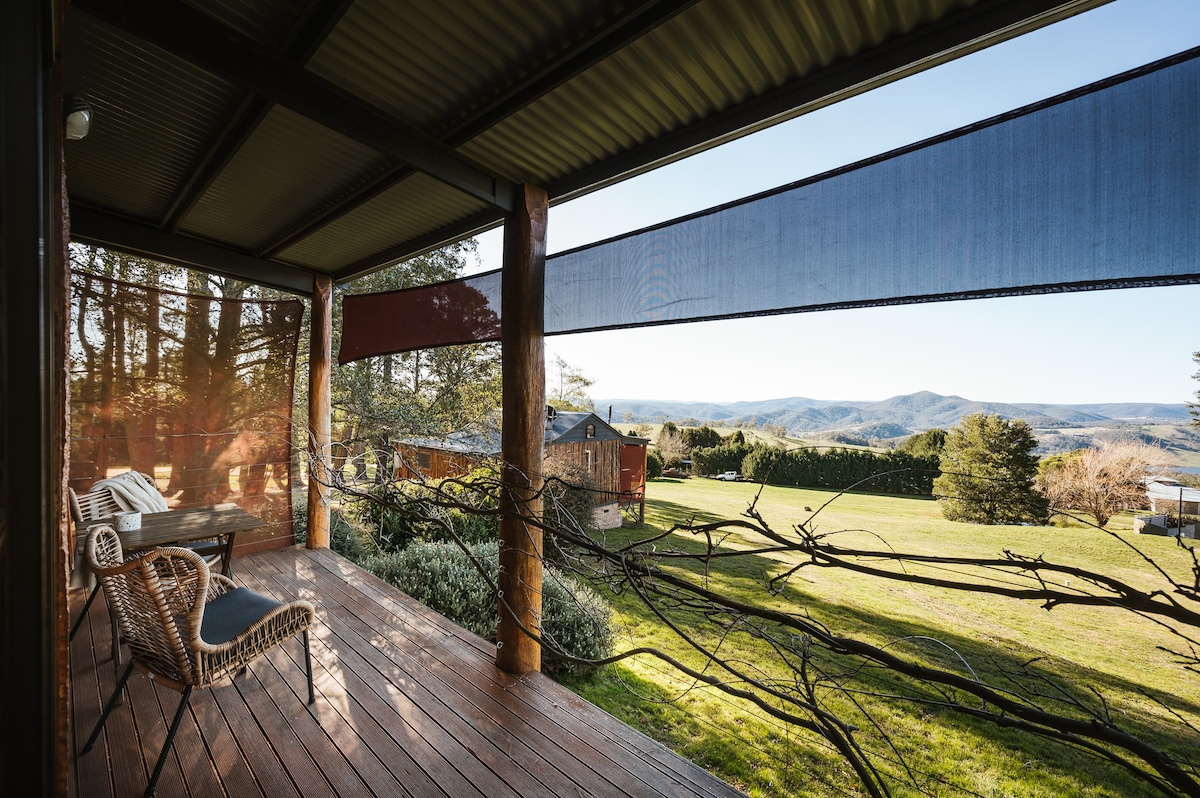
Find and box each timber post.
[306,274,332,548]
[497,183,548,674]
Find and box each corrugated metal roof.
[1147,480,1200,504]
[63,0,1110,294]
[181,105,389,252]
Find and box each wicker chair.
[80,524,315,798]
[68,484,124,525]
[67,485,127,645]
[67,478,230,650]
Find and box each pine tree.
[933,414,1047,524]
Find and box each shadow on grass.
[561,662,842,796]
[583,539,1200,797]
[643,497,738,527]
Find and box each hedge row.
[736,445,940,495]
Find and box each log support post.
[306,274,332,549]
[497,183,548,674]
[2,1,71,791]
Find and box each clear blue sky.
[471,0,1200,406]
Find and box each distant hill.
[601,391,1190,432]
[598,391,1197,458]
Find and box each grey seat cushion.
[201,587,283,645]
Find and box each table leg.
[220,532,237,576]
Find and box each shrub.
[897,428,947,459]
[541,458,599,565]
[294,501,379,561]
[539,569,614,676]
[367,541,499,638]
[645,449,663,479]
[739,444,938,495]
[682,425,721,450]
[741,444,785,483]
[341,468,503,552]
[347,482,426,552]
[691,441,753,476]
[428,465,501,546]
[366,540,613,675]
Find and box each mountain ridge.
[597,391,1191,438]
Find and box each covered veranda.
[69,546,741,797]
[4,0,1186,795]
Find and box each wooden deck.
[69,546,746,798]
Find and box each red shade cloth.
[339,271,501,364]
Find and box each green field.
[563,478,1200,797]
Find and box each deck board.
[298,549,701,798]
[70,546,747,798]
[262,556,602,798]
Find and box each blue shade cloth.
[201,587,283,645]
[546,49,1200,332]
[338,49,1200,363]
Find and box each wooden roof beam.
[160,0,357,234]
[260,0,698,263]
[70,204,318,295]
[74,0,517,211]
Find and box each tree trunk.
[170,280,212,502]
[96,277,115,478]
[128,287,160,476]
[497,183,548,675]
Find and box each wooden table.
[118,503,264,576]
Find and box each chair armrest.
[207,573,237,600]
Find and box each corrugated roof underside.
[63,17,248,223]
[275,173,491,270]
[307,0,641,138]
[181,105,390,253]
[181,0,308,49]
[61,0,1106,283]
[459,0,975,184]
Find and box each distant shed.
[544,410,648,528]
[393,431,499,481]
[1146,477,1200,515]
[393,409,648,528]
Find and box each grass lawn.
[560,478,1200,797]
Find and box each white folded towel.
[90,471,169,514]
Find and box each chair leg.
[69,582,101,641]
[110,604,125,691]
[82,660,135,754]
[145,685,192,798]
[303,630,314,704]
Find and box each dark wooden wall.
[547,439,623,504]
[393,444,483,481]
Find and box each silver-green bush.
[365,540,614,675]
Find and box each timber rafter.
[272,0,701,268]
[73,0,518,211]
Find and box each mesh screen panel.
[339,50,1200,362]
[339,271,500,364]
[546,50,1200,332]
[70,273,303,551]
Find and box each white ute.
[716,471,741,481]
